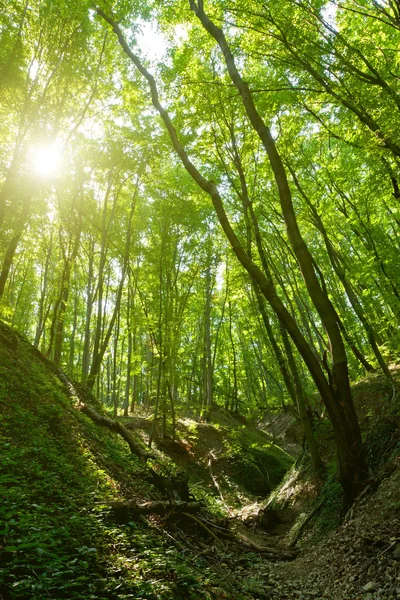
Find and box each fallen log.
[57,370,153,462]
[110,499,204,519]
[79,403,154,462]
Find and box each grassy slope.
[5,319,397,600]
[0,323,213,600]
[0,322,295,600]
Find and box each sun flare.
[32,145,61,177]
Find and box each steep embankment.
[0,323,180,599]
[1,321,400,600]
[122,411,294,508]
[0,322,293,600]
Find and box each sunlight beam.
[31,145,61,178]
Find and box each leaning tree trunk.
[189,1,364,497]
[98,8,366,499]
[289,166,393,389]
[281,326,323,471]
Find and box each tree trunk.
[228,299,238,412]
[100,9,366,498]
[81,237,95,381]
[189,2,364,497]
[289,166,393,387]
[112,313,120,418]
[0,202,30,299]
[281,326,323,471]
[68,270,79,375]
[88,185,137,390]
[204,250,213,414]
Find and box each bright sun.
[32,145,61,177]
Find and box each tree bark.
[189,1,364,496]
[88,181,137,390]
[204,247,213,414]
[281,326,323,471]
[53,216,82,366]
[0,202,30,299]
[290,167,393,388]
[81,236,95,381]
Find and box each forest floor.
[120,371,400,600]
[0,320,400,599]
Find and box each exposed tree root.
[288,498,325,548]
[235,531,298,559]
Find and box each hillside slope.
[0,322,293,599]
[1,321,400,600]
[0,322,182,599]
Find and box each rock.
[363,581,375,592]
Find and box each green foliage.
[0,324,234,599]
[2,0,400,505]
[315,469,346,536]
[221,427,294,495]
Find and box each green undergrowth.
[166,414,294,509]
[220,427,294,496]
[0,323,250,599]
[313,469,346,537]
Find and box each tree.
[3,0,400,501]
[96,4,366,498]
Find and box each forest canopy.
[1,0,400,498]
